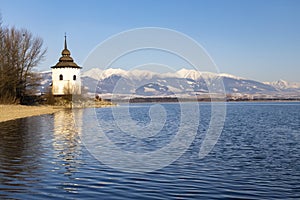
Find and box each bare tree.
[0,15,46,104]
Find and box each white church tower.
[51,35,82,96]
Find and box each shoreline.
[0,101,116,123]
[1,100,298,123]
[0,105,63,123]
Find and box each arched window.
[73,75,76,81]
[59,74,63,80]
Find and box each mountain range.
[39,68,300,100]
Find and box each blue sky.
[0,0,299,81]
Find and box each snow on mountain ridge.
[100,68,128,79]
[219,73,244,80]
[82,68,244,81]
[127,69,156,81]
[264,79,300,89]
[82,68,103,80]
[82,68,155,80]
[175,68,202,80]
[39,68,300,97]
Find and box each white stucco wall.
[52,68,81,95]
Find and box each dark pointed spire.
[61,33,70,56]
[64,32,67,50]
[51,33,81,69]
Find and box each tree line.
[0,16,46,104]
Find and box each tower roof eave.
[51,63,82,69]
[51,66,82,69]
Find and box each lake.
[0,102,299,199]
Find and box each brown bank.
[0,105,62,123]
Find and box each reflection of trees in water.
[0,116,48,196]
[0,110,84,197]
[53,109,83,178]
[0,110,82,199]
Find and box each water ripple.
[0,102,299,199]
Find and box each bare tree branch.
[0,16,47,104]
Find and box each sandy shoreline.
[0,105,63,123]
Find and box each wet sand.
[0,105,62,123]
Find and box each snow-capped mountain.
[39,68,300,98]
[264,80,300,90]
[80,68,299,97]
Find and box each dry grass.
[0,99,116,123]
[0,105,62,123]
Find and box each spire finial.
[64,32,67,50]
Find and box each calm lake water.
[0,102,299,199]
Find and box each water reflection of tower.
[52,109,83,177]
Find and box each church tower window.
[73,75,76,80]
[59,74,63,80]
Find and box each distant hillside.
[39,68,300,100]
